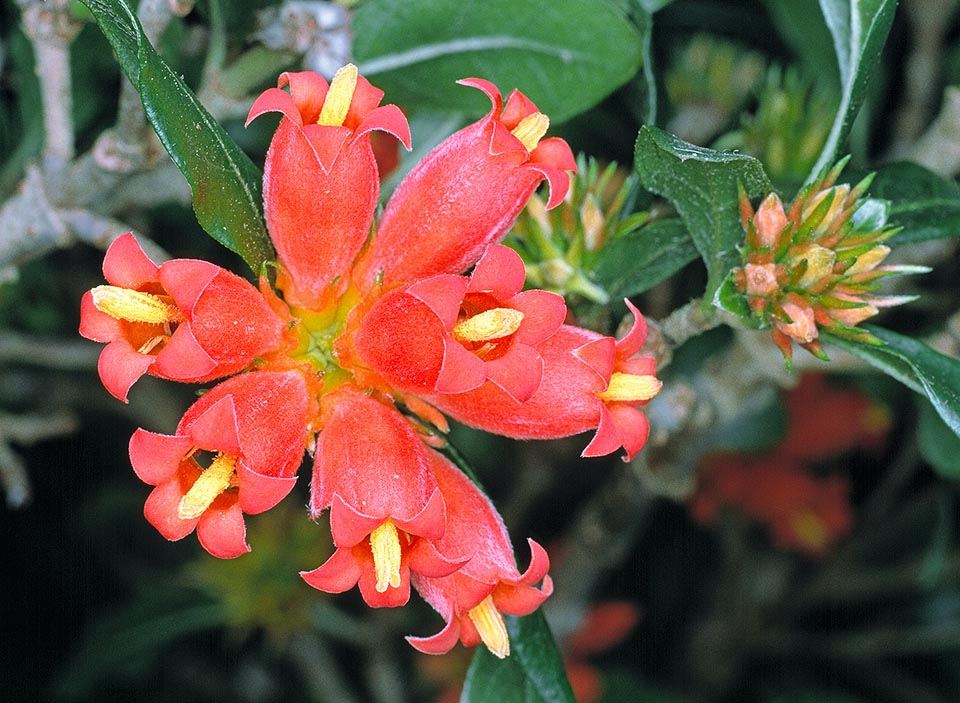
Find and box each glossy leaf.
[593,218,698,298]
[764,0,839,89]
[870,161,960,243]
[353,0,642,123]
[461,610,575,703]
[807,0,897,180]
[80,0,274,273]
[918,400,960,479]
[824,325,960,439]
[634,126,772,303]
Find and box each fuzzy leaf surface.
[634,126,771,303]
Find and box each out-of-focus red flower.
[689,373,888,557]
[778,373,891,459]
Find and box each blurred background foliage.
[3,0,960,702]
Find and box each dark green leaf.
[593,218,698,297]
[824,325,960,439]
[807,0,897,179]
[918,400,960,479]
[461,610,575,703]
[870,161,960,243]
[80,0,274,273]
[763,0,840,90]
[633,126,772,302]
[353,0,642,123]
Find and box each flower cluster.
[79,65,661,657]
[729,159,924,366]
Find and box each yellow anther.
[318,63,359,127]
[467,595,510,659]
[791,511,828,551]
[595,372,662,403]
[452,308,524,344]
[178,453,237,520]
[91,285,182,324]
[370,519,403,593]
[510,112,549,152]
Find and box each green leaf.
[824,325,960,439]
[869,161,960,243]
[461,610,575,703]
[918,400,960,479]
[353,0,642,123]
[80,0,274,273]
[763,0,840,91]
[593,218,698,297]
[633,126,772,303]
[807,0,897,180]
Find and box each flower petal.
[129,429,193,486]
[236,462,298,515]
[467,244,525,299]
[98,339,156,402]
[301,545,364,594]
[143,474,199,542]
[196,494,250,558]
[102,233,159,288]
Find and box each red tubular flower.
[301,389,456,607]
[408,450,552,658]
[428,301,661,460]
[79,233,290,402]
[349,244,566,401]
[246,65,411,309]
[355,79,576,289]
[128,370,314,558]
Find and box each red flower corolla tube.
[350,244,565,402]
[79,233,290,402]
[407,451,552,658]
[302,389,456,607]
[355,79,576,289]
[427,301,661,460]
[128,370,314,558]
[246,65,411,309]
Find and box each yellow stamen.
[178,453,237,520]
[595,372,662,403]
[510,112,549,151]
[467,595,510,659]
[91,285,182,324]
[791,511,828,551]
[318,63,359,127]
[370,519,402,593]
[452,308,524,343]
